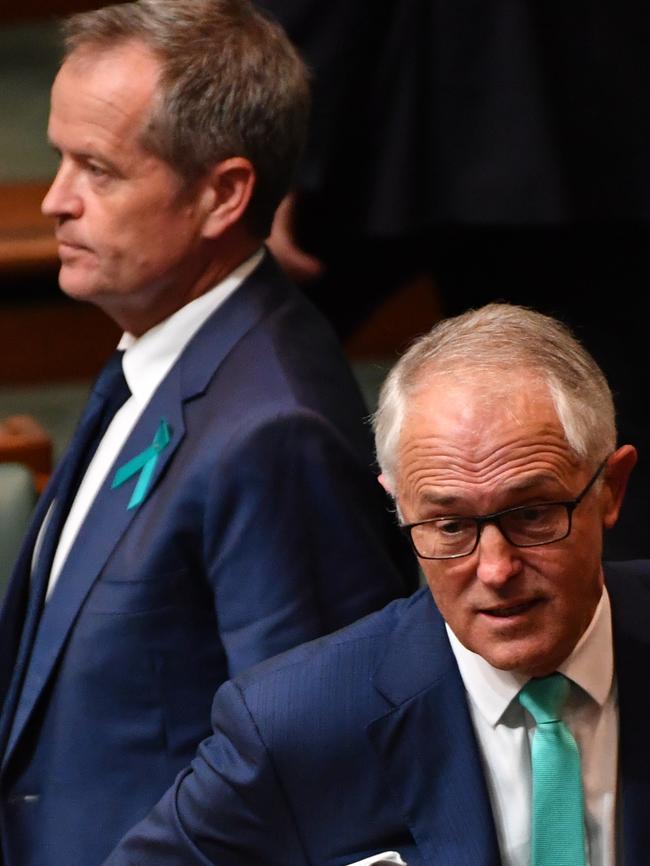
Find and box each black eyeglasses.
[400,459,609,560]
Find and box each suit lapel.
[0,388,106,727]
[4,254,291,763]
[606,563,650,866]
[367,592,501,866]
[2,374,189,764]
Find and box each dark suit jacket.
[0,254,415,866]
[103,560,650,866]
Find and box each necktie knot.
[518,672,570,724]
[92,350,129,402]
[89,351,131,439]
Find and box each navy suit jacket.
[103,560,650,866]
[0,254,415,866]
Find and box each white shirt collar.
[117,247,265,408]
[447,587,614,727]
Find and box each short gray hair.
[63,0,310,238]
[374,303,617,488]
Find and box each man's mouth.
[57,239,91,259]
[480,599,541,618]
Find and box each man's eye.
[87,162,108,177]
[512,506,548,524]
[436,518,471,535]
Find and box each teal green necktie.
[518,673,586,866]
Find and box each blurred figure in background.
[260,0,650,559]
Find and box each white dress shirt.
[42,247,265,598]
[447,589,618,866]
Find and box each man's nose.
[41,164,83,219]
[475,522,522,587]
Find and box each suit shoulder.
[605,559,650,590]
[210,590,431,755]
[605,559,650,620]
[233,588,428,691]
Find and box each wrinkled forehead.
[394,374,586,506]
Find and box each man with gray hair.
[104,303,645,866]
[0,2,415,864]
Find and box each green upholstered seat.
[0,462,37,600]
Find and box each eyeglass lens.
[410,502,571,559]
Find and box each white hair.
[373,303,617,489]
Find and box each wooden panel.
[0,182,57,272]
[0,414,53,491]
[0,299,121,384]
[345,274,442,360]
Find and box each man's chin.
[58,269,102,302]
[479,639,568,678]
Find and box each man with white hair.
[104,303,644,866]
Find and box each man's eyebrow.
[418,473,565,509]
[47,139,99,159]
[505,473,564,494]
[420,492,463,508]
[46,143,121,175]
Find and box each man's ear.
[601,444,637,529]
[378,473,393,497]
[199,157,256,239]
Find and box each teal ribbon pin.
[112,419,172,510]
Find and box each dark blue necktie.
[0,351,130,755]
